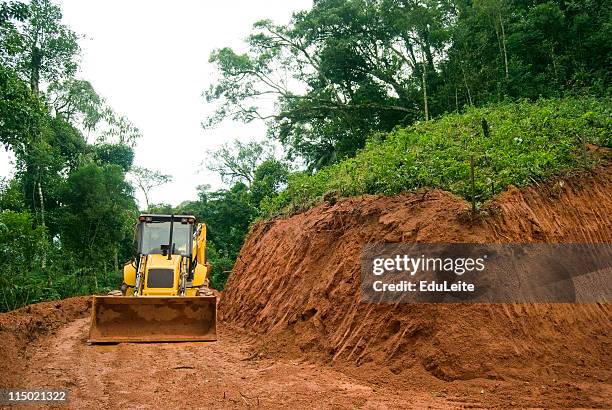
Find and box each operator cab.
[137,214,197,258]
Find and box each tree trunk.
[424,38,435,71]
[499,14,509,80]
[31,172,39,224]
[93,269,98,293]
[114,246,119,278]
[30,41,42,95]
[422,55,429,121]
[37,180,45,227]
[144,192,150,213]
[549,43,558,85]
[37,179,46,269]
[455,87,459,112]
[461,66,473,107]
[404,39,418,70]
[493,22,504,79]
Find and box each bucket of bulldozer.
[88,296,217,343]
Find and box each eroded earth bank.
[1,163,611,408]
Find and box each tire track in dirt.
[17,317,456,409]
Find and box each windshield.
[140,221,192,256]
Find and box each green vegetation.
[1,0,611,302]
[207,0,611,170]
[0,0,139,311]
[260,97,611,216]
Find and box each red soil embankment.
[0,296,90,386]
[220,164,612,384]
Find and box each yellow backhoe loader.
[88,214,217,343]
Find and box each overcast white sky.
[0,0,312,208]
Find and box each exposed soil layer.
[220,163,612,408]
[0,164,610,408]
[0,296,90,387]
[0,300,452,409]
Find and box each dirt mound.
[220,165,612,393]
[0,296,90,386]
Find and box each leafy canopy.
[206,0,611,169]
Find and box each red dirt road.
[16,316,454,409]
[1,304,609,409]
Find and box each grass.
[261,97,611,217]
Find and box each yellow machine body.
[89,215,217,343]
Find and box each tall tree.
[0,0,80,95]
[0,0,144,308]
[61,162,137,287]
[206,0,611,168]
[250,158,289,208]
[47,79,102,129]
[130,166,172,212]
[206,139,274,187]
[205,0,453,168]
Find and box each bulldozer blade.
[88,296,217,343]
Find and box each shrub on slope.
[263,97,611,216]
